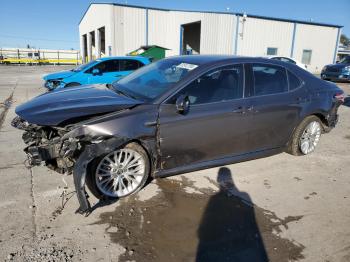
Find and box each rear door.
[158,64,254,170]
[245,63,307,150]
[117,59,144,80]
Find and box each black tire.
[64,82,81,88]
[85,142,150,199]
[286,115,322,156]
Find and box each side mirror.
[175,95,190,114]
[336,60,340,64]
[92,68,100,75]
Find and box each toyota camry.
[12,55,345,213]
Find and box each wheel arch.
[300,109,331,132]
[64,82,81,87]
[287,110,328,147]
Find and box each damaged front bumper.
[12,116,78,173]
[11,116,122,214]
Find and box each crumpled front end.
[11,116,80,173]
[11,115,128,214]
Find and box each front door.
[158,64,253,170]
[86,59,120,84]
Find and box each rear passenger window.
[119,60,143,71]
[288,71,302,90]
[252,64,288,96]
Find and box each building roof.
[80,3,343,29]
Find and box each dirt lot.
[0,65,349,262]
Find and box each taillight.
[334,93,345,103]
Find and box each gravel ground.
[0,65,349,262]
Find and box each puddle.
[93,168,305,262]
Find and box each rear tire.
[86,142,150,199]
[287,115,322,156]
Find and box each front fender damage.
[73,137,127,215]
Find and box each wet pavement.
[95,172,305,262]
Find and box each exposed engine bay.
[12,116,81,174]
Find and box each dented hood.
[43,70,76,81]
[15,84,142,126]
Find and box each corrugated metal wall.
[79,4,114,57]
[148,10,235,56]
[80,4,340,73]
[236,17,294,57]
[113,6,146,55]
[293,24,339,72]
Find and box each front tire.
[287,116,322,156]
[86,142,150,199]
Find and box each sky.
[0,0,349,50]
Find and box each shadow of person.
[196,167,268,262]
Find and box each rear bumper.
[324,100,343,132]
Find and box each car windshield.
[339,56,350,64]
[71,60,99,72]
[111,59,199,101]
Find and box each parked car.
[267,56,308,70]
[321,55,350,82]
[12,55,344,213]
[43,56,151,90]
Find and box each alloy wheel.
[95,148,146,197]
[299,121,321,155]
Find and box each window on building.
[267,47,278,56]
[119,59,143,71]
[175,64,244,105]
[252,64,288,96]
[302,50,312,65]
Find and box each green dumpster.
[128,45,169,61]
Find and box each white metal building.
[79,3,342,73]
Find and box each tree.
[340,34,350,46]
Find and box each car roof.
[162,55,240,65]
[97,56,149,62]
[162,55,294,67]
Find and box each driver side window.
[174,64,244,105]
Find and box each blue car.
[321,55,350,82]
[43,56,151,90]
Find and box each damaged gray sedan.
[12,55,344,213]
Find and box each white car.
[267,56,308,70]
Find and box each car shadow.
[196,167,268,262]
